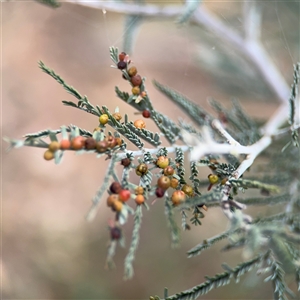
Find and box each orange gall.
[135,186,144,195]
[134,119,146,129]
[71,136,85,150]
[135,195,145,205]
[112,112,122,122]
[170,178,179,189]
[60,139,71,150]
[171,190,186,206]
[107,194,119,207]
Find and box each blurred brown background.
[2,1,299,299]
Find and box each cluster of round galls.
[133,110,151,130]
[154,156,195,206]
[117,51,151,128]
[99,112,123,125]
[99,105,148,132]
[107,181,145,211]
[108,156,197,208]
[117,52,128,70]
[43,135,123,161]
[107,182,130,212]
[43,141,61,161]
[117,52,143,95]
[134,186,145,205]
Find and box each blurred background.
[2,0,299,299]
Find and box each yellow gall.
[43,150,54,161]
[128,66,137,77]
[48,141,60,152]
[99,114,109,125]
[208,174,219,184]
[112,200,123,212]
[132,86,140,95]
[181,184,194,197]
[156,156,169,169]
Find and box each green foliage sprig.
[176,0,202,24]
[165,197,181,249]
[124,205,143,280]
[286,63,300,149]
[187,228,243,257]
[152,251,271,300]
[35,0,60,8]
[153,80,212,128]
[5,47,300,300]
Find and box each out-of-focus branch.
[67,0,181,17]
[182,125,252,162]
[68,0,291,105]
[186,120,273,179]
[243,0,261,41]
[192,7,290,104]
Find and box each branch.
[187,228,242,257]
[165,198,180,248]
[154,251,270,300]
[243,0,261,41]
[67,0,181,17]
[124,205,143,280]
[86,155,118,221]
